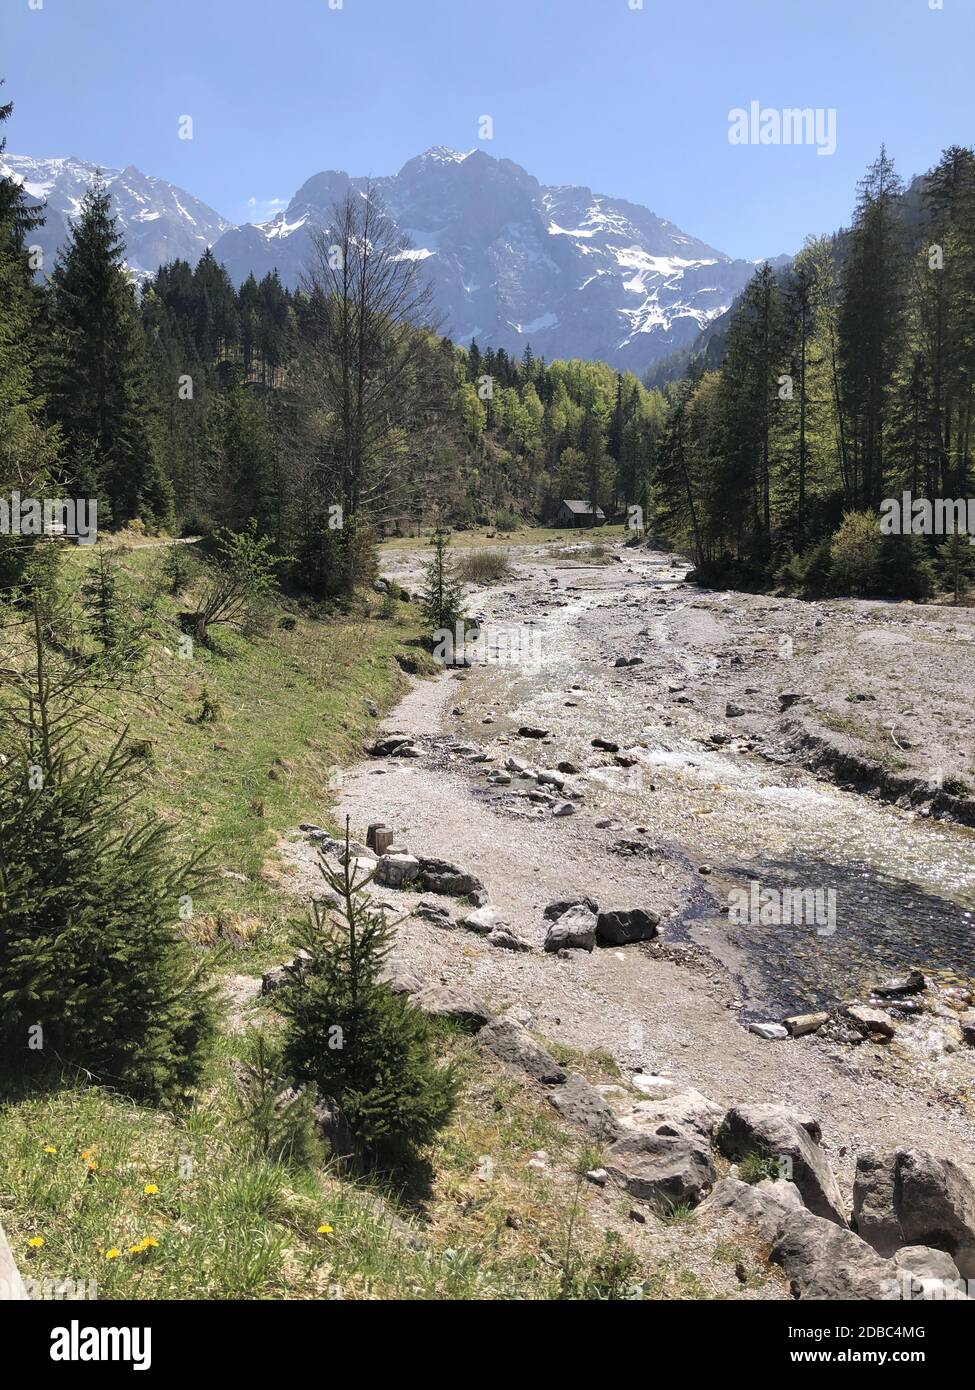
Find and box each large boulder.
[853,1149,975,1277]
[595,908,660,946]
[544,905,597,952]
[476,1017,567,1085]
[771,1209,905,1300]
[374,853,420,888]
[417,857,485,898]
[459,906,508,935]
[605,1129,715,1209]
[699,1176,804,1242]
[411,986,493,1029]
[548,1074,620,1140]
[716,1103,847,1226]
[618,1088,724,1144]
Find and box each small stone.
[460,906,509,935]
[844,1004,896,1039]
[784,1012,830,1038]
[748,1022,789,1040]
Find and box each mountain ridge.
[1,145,774,372]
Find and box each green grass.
[0,1041,666,1300]
[2,540,422,975]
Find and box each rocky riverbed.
[273,535,975,1297]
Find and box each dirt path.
[281,538,975,1205]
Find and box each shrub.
[829,510,883,596]
[192,521,281,643]
[458,549,512,583]
[229,1033,325,1169]
[281,833,457,1165]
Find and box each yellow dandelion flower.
[80,1149,94,1161]
[143,1184,159,1196]
[27,1236,44,1249]
[316,1223,334,1235]
[104,1248,121,1260]
[42,1145,57,1155]
[128,1244,144,1255]
[143,1237,159,1248]
[86,1161,99,1173]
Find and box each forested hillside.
[653,147,975,599]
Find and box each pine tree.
[420,528,467,653]
[838,148,907,509]
[281,827,457,1164]
[0,603,216,1103]
[938,531,975,604]
[47,181,173,528]
[0,90,63,590]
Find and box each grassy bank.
[0,537,701,1301]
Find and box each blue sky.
[1,0,972,259]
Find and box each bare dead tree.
[294,186,445,590]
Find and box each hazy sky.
[2,0,972,258]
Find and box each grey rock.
[379,958,425,996]
[771,1208,903,1300]
[260,965,290,995]
[618,1088,724,1144]
[873,969,926,997]
[477,1017,567,1085]
[748,1022,789,1040]
[460,905,508,935]
[893,1246,961,1282]
[844,1004,896,1038]
[548,1074,620,1139]
[700,1176,804,1242]
[417,857,485,898]
[368,734,413,757]
[486,927,532,952]
[544,905,597,953]
[853,1149,975,1277]
[717,1103,847,1226]
[543,895,599,921]
[412,986,493,1029]
[605,1129,715,1209]
[595,908,660,946]
[374,853,420,888]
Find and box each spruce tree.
[281,828,457,1164]
[420,528,467,655]
[47,181,173,528]
[0,603,216,1103]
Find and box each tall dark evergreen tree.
[47,181,172,527]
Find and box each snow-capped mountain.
[0,153,233,280]
[212,147,762,371]
[2,146,766,372]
